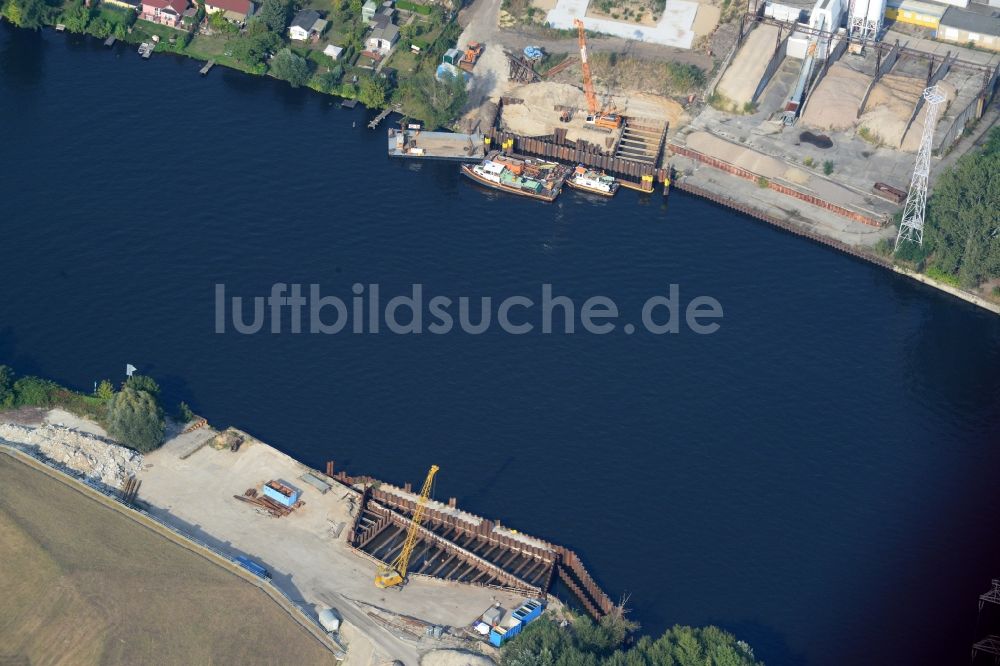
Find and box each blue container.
[262,481,300,508]
[236,555,271,580]
[488,599,543,646]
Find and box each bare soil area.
[715,23,780,107]
[0,451,336,666]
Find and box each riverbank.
[0,406,588,664]
[667,158,1000,314]
[7,17,996,314]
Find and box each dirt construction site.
[2,409,586,665]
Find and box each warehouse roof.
[940,4,1000,35]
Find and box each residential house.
[204,0,255,23]
[366,22,399,54]
[361,0,378,22]
[139,0,189,27]
[289,9,328,40]
[369,4,395,27]
[936,3,1000,50]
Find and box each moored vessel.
[565,165,619,197]
[460,151,570,202]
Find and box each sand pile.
[858,75,954,151]
[716,23,781,107]
[685,131,810,184]
[502,81,589,136]
[801,62,870,131]
[0,422,142,487]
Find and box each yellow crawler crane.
[374,464,440,589]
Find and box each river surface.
[2,23,999,666]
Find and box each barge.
[565,165,619,197]
[460,151,570,202]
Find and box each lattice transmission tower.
[896,85,946,250]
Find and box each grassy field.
[0,452,336,666]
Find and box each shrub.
[823,160,834,175]
[13,376,59,407]
[178,401,196,423]
[107,386,165,453]
[0,365,14,408]
[756,176,769,188]
[126,374,160,396]
[96,380,115,401]
[803,157,815,167]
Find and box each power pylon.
[895,85,946,250]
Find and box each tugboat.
[565,165,619,197]
[461,151,570,202]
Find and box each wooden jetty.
[138,42,154,59]
[104,36,116,47]
[367,104,401,129]
[200,60,215,75]
[55,23,66,31]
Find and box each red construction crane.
[573,18,622,130]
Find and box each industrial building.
[937,4,1000,50]
[884,0,946,27]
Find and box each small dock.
[200,60,215,76]
[104,36,116,48]
[388,129,485,162]
[138,42,154,59]
[55,23,66,32]
[367,104,400,129]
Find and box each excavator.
[374,464,440,589]
[573,19,622,130]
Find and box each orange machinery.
[459,42,484,72]
[572,19,622,130]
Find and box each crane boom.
[374,465,440,589]
[574,18,599,116]
[573,19,622,129]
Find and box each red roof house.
[140,0,189,27]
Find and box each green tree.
[501,616,763,666]
[269,48,311,87]
[106,386,165,453]
[125,374,160,396]
[317,64,344,92]
[3,0,47,29]
[178,401,195,422]
[357,75,388,108]
[255,0,290,32]
[400,70,467,128]
[88,17,111,38]
[96,380,115,401]
[228,27,282,68]
[61,0,90,32]
[909,127,1000,287]
[12,376,58,407]
[0,365,14,408]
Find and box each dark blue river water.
[2,23,998,665]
